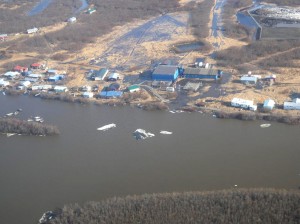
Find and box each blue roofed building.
[152,65,179,81]
[98,91,123,98]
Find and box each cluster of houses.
[0,62,70,93]
[230,97,300,111]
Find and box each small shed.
[107,73,120,81]
[28,74,42,79]
[27,27,38,34]
[263,99,275,110]
[68,17,77,23]
[92,68,109,81]
[231,98,257,111]
[152,65,179,81]
[128,85,140,93]
[87,8,96,14]
[0,79,9,87]
[54,86,68,93]
[82,92,94,98]
[240,76,258,85]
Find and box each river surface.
[0,94,300,224]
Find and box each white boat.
[260,123,271,128]
[160,130,172,135]
[6,113,13,116]
[6,133,16,137]
[27,119,33,122]
[97,123,116,131]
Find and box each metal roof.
[153,65,178,75]
[183,67,219,76]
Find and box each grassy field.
[49,189,300,224]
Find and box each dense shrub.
[0,118,59,136]
[49,189,300,224]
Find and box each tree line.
[48,189,300,224]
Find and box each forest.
[48,189,300,224]
[0,118,60,136]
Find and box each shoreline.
[2,89,300,125]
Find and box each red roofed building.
[13,65,28,72]
[30,63,43,69]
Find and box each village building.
[240,76,258,85]
[81,85,92,92]
[152,65,179,81]
[128,85,140,93]
[0,79,10,87]
[47,69,58,75]
[107,73,120,81]
[14,65,28,73]
[263,99,275,110]
[91,68,109,81]
[31,85,53,91]
[4,71,20,79]
[82,92,94,98]
[182,67,222,80]
[54,86,68,93]
[86,8,96,14]
[27,27,38,34]
[98,91,123,98]
[30,63,44,69]
[48,75,64,82]
[231,98,257,111]
[68,17,77,23]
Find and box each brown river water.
[0,94,299,224]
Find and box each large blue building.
[152,65,179,81]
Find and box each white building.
[82,92,94,98]
[108,73,120,81]
[263,99,275,110]
[54,86,68,93]
[4,71,20,79]
[240,76,258,85]
[19,80,31,87]
[68,17,77,23]
[31,85,52,91]
[231,98,257,111]
[27,27,38,34]
[0,79,9,87]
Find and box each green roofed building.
[128,85,140,93]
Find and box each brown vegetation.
[215,40,300,71]
[189,0,214,39]
[214,110,300,125]
[222,0,252,40]
[0,118,59,136]
[48,189,300,224]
